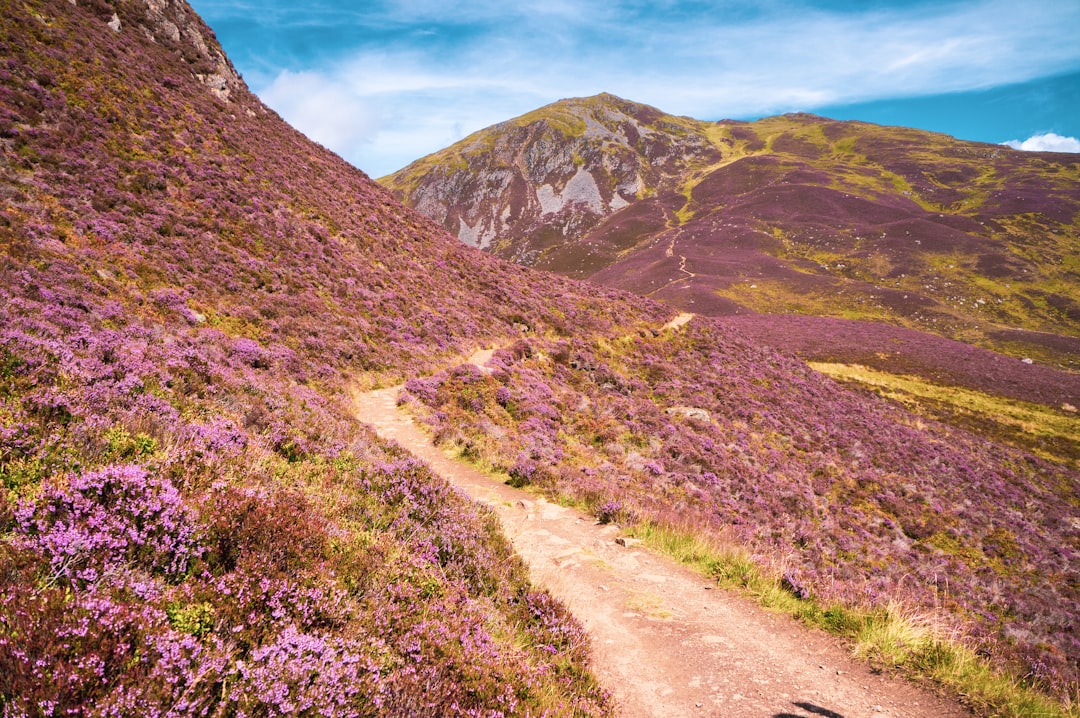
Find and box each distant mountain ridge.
[382,95,1080,368]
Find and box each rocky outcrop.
[383,94,722,262]
[141,0,244,100]
[78,0,245,101]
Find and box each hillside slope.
[383,96,1080,369]
[1,1,1077,714]
[0,1,657,713]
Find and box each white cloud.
[245,0,1080,175]
[260,70,379,155]
[1003,133,1080,153]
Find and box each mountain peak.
[382,93,720,258]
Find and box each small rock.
[664,406,711,422]
[1022,357,1034,364]
[107,13,121,32]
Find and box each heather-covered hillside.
[2,0,1078,714]
[383,95,1080,370]
[401,320,1080,700]
[0,0,665,713]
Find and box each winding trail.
[649,230,697,298]
[349,326,969,718]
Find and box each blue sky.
[188,0,1080,177]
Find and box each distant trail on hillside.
[350,338,969,718]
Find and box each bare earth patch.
[661,312,696,332]
[353,383,970,718]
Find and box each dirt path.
[351,360,970,718]
[651,229,697,298]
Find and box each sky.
[187,0,1080,178]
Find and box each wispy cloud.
[261,70,380,156]
[1004,133,1080,153]
[216,0,1080,175]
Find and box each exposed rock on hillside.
[386,94,721,265]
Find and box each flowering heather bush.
[13,464,197,586]
[594,499,623,525]
[402,320,1080,700]
[224,627,385,716]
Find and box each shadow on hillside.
[773,701,845,718]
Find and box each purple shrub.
[0,559,221,718]
[781,570,812,600]
[230,337,269,369]
[0,583,154,716]
[402,375,441,406]
[594,499,622,525]
[517,589,590,663]
[226,626,385,716]
[507,457,538,488]
[199,484,328,578]
[176,417,248,464]
[13,464,198,586]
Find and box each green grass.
[622,520,1078,718]
[808,362,1080,467]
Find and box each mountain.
[1,1,1077,714]
[382,95,1080,370]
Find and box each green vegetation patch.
[809,362,1080,467]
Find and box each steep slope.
[383,97,1080,370]
[0,1,655,714]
